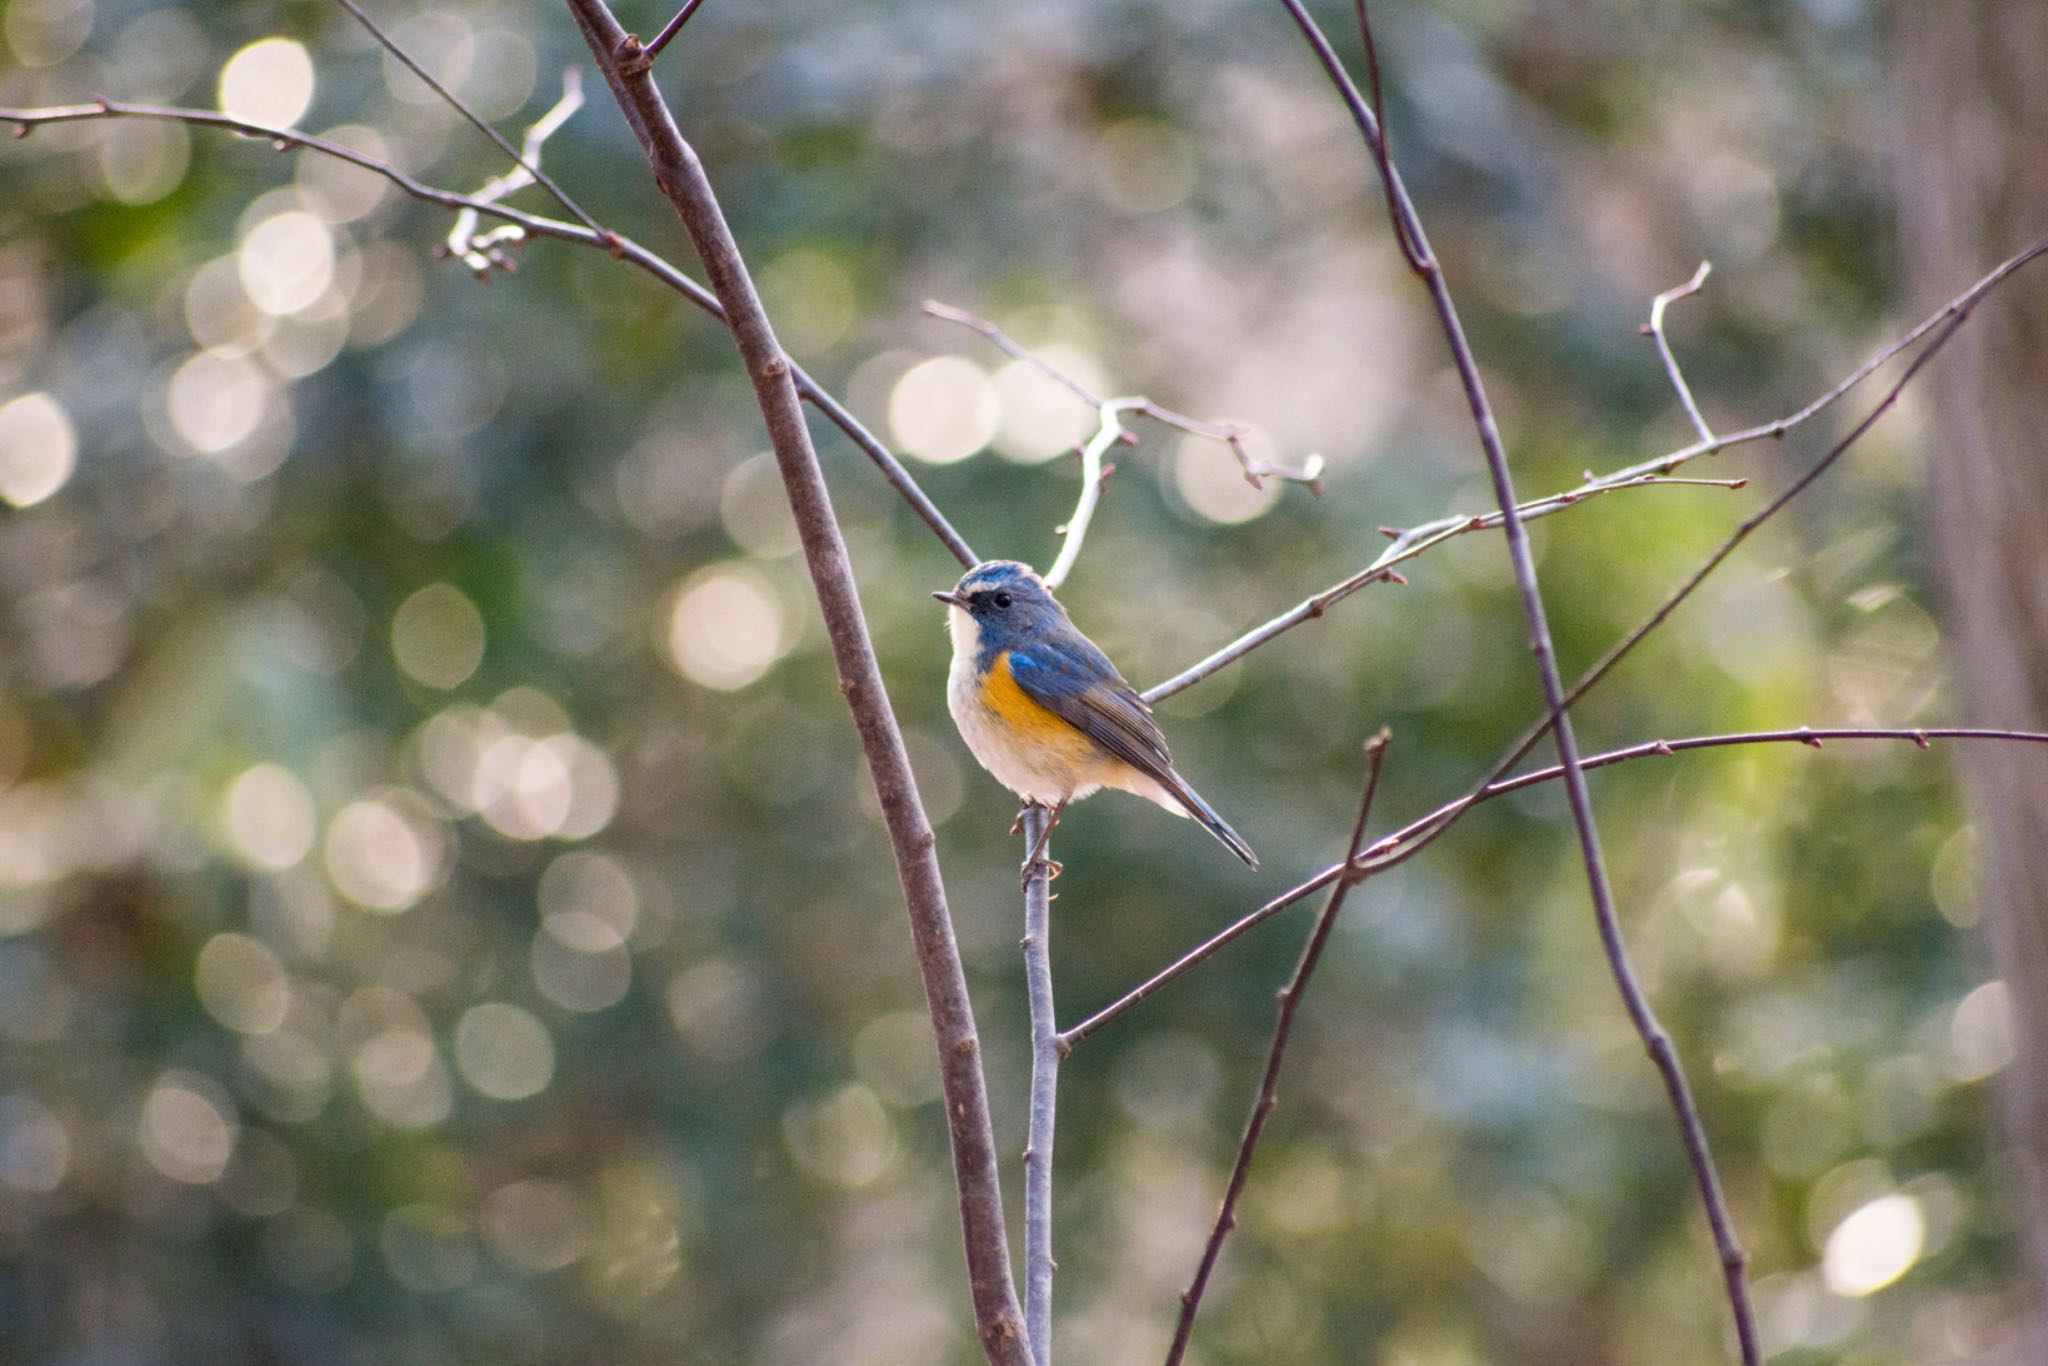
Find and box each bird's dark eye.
[993,591,1013,609]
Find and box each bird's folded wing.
[1007,647,1177,785]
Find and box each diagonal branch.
[444,70,587,277]
[924,300,1322,587]
[559,3,1027,1358]
[1060,725,2048,1049]
[1165,731,1389,1365]
[0,97,978,567]
[1142,471,1745,702]
[1278,5,1755,1350]
[1138,235,2045,709]
[332,0,605,238]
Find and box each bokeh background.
[0,0,2038,1362]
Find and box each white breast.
[943,605,1099,807]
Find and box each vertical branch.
[560,4,1029,1360]
[1165,733,1389,1365]
[1274,3,1761,1359]
[1021,806,1059,1366]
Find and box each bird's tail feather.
[1163,772,1258,868]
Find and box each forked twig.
[631,0,710,70]
[1141,242,2045,701]
[924,300,1324,585]
[445,72,587,276]
[1165,731,1390,1364]
[333,0,602,239]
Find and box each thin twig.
[445,71,586,276]
[1130,195,2043,713]
[1165,732,1389,1365]
[1276,6,1756,1350]
[1142,471,1745,703]
[1093,241,2048,1045]
[0,97,981,568]
[924,299,1327,499]
[1349,0,1421,272]
[1372,240,2048,880]
[1648,261,1715,443]
[332,0,604,238]
[636,0,710,69]
[561,4,1027,1358]
[924,300,1106,407]
[1021,805,1058,1366]
[1060,725,2048,1049]
[1044,401,1138,590]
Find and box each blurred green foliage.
[0,0,2029,1362]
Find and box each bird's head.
[933,560,1065,652]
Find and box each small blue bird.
[934,560,1257,867]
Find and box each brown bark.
[559,4,1029,1359]
[1896,1,2048,1348]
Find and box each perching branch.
[1165,732,1389,1365]
[1061,725,2048,1049]
[559,3,1028,1359]
[1020,806,1059,1366]
[0,96,978,567]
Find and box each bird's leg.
[1018,799,1067,888]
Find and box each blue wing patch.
[1007,644,1178,785]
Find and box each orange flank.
[983,652,1095,761]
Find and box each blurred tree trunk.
[1896,1,2048,1351]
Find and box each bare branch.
[932,301,1328,490]
[1061,724,2048,1050]
[1261,5,1755,1347]
[923,300,1106,408]
[1142,471,1744,702]
[1165,732,1389,1365]
[1021,805,1060,1366]
[1142,241,2044,700]
[446,71,587,277]
[0,97,979,568]
[1044,400,1138,591]
[632,0,711,71]
[1647,261,1715,444]
[332,0,604,239]
[561,4,1027,1357]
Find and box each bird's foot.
[1019,856,1063,890]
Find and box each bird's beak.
[932,590,967,607]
